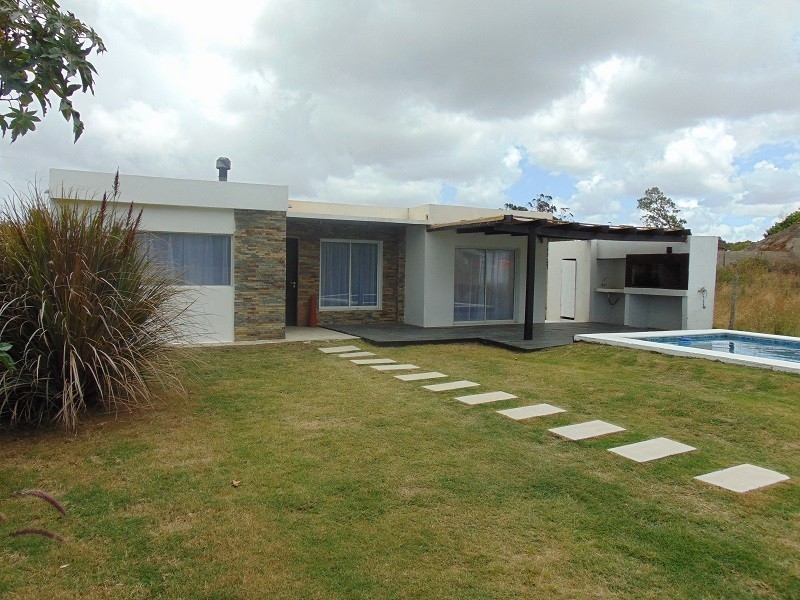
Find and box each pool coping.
[575,329,800,375]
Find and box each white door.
[560,259,577,320]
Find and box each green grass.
[1,341,798,599]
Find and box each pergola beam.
[433,216,691,342]
[524,232,536,340]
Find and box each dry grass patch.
[715,257,800,335]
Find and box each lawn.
[1,341,798,599]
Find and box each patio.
[325,321,655,351]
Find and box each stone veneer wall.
[234,209,287,340]
[286,220,405,326]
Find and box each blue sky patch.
[505,161,576,207]
[734,142,798,172]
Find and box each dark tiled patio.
[325,322,655,352]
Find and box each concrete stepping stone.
[497,403,566,420]
[370,363,420,371]
[423,380,480,392]
[395,372,448,381]
[609,437,696,463]
[319,345,360,353]
[455,391,517,405]
[351,358,396,365]
[549,420,626,441]
[338,351,376,358]
[694,464,790,493]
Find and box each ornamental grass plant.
[0,184,184,429]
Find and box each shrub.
[0,184,184,429]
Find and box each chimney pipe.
[216,157,231,181]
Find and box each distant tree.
[0,0,105,142]
[636,187,687,228]
[763,209,800,238]
[719,239,754,251]
[530,193,573,221]
[502,194,573,220]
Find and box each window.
[138,232,232,285]
[454,248,515,322]
[320,240,381,308]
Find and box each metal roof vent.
[216,157,231,181]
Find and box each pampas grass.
[11,489,67,516]
[0,183,185,429]
[9,528,65,542]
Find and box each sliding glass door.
[454,248,515,322]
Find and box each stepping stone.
[338,351,376,358]
[608,437,696,463]
[351,358,396,365]
[455,391,517,405]
[423,380,480,392]
[370,363,419,371]
[549,420,626,441]
[319,345,360,353]
[694,464,790,493]
[497,403,566,420]
[395,372,448,382]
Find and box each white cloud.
[310,166,442,206]
[90,101,188,156]
[2,0,800,243]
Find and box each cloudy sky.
[3,0,800,241]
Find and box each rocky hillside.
[752,222,800,255]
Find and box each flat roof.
[50,169,288,212]
[428,214,691,242]
[287,200,547,226]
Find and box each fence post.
[728,274,739,330]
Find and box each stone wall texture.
[286,219,406,326]
[234,209,287,340]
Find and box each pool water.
[647,333,800,364]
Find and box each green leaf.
[0,0,104,142]
[72,113,84,142]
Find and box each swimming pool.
[574,329,800,374]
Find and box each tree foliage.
[0,341,13,372]
[719,239,753,251]
[0,0,105,142]
[636,187,687,228]
[531,193,573,221]
[503,194,573,221]
[763,209,800,238]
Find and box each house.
[49,168,717,344]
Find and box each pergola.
[428,215,691,340]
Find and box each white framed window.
[454,248,515,322]
[320,240,382,309]
[138,232,232,286]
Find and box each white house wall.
[65,201,237,344]
[48,170,260,345]
[403,226,427,326]
[404,228,546,327]
[545,236,718,330]
[133,204,235,344]
[546,240,592,322]
[685,236,718,329]
[49,169,288,212]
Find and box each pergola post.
[524,230,536,340]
